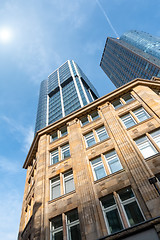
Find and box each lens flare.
[0,28,12,43]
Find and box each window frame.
[84,132,96,148]
[66,209,81,240]
[100,194,124,235]
[50,176,61,200]
[117,188,145,227]
[61,143,70,160]
[90,157,107,180]
[95,126,109,142]
[63,170,75,194]
[135,135,158,159]
[50,148,59,165]
[104,150,123,174]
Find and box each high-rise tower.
[35,60,99,132]
[100,30,160,87]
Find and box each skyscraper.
[35,60,99,132]
[100,30,160,87]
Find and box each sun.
[0,28,12,43]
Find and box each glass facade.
[35,60,99,133]
[100,31,160,87]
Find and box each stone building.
[18,77,160,240]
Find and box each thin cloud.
[1,115,34,152]
[0,156,20,174]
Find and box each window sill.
[49,134,68,145]
[86,137,110,150]
[94,169,125,184]
[81,117,101,128]
[49,156,71,168]
[48,190,76,204]
[114,99,137,111]
[126,117,154,131]
[145,152,160,161]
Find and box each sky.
[0,0,160,239]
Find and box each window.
[135,135,158,158]
[90,111,99,121]
[101,187,144,234]
[112,93,134,109]
[50,176,61,200]
[133,107,150,122]
[50,170,75,200]
[121,107,150,129]
[64,170,75,194]
[105,150,123,174]
[91,157,106,180]
[80,116,89,126]
[50,210,81,240]
[84,126,109,148]
[66,209,81,240]
[118,187,144,226]
[150,129,160,148]
[84,132,96,147]
[80,110,100,126]
[51,131,58,142]
[50,125,68,142]
[61,144,70,160]
[90,150,123,180]
[60,126,67,137]
[50,215,63,240]
[51,149,59,165]
[96,126,109,142]
[101,194,123,234]
[121,113,136,128]
[50,143,71,165]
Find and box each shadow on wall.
[18,201,43,240]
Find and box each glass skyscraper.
[35,60,99,132]
[100,30,160,87]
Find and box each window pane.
[150,129,160,148]
[64,171,75,194]
[70,224,81,240]
[51,216,63,230]
[105,150,122,174]
[135,136,157,158]
[94,165,106,180]
[52,231,63,240]
[112,99,123,109]
[91,157,106,180]
[61,144,70,160]
[133,107,150,122]
[106,209,123,234]
[101,194,115,208]
[52,184,61,199]
[90,111,99,121]
[60,126,67,137]
[80,116,89,126]
[67,209,81,240]
[122,93,134,103]
[67,209,78,223]
[85,132,95,147]
[124,201,144,226]
[51,131,58,142]
[51,177,61,200]
[51,149,59,165]
[121,114,136,128]
[118,187,134,201]
[96,126,109,141]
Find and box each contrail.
[96,0,119,38]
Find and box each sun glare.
[0,28,12,43]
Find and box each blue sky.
[0,0,160,239]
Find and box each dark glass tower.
[35,60,99,132]
[100,30,160,87]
